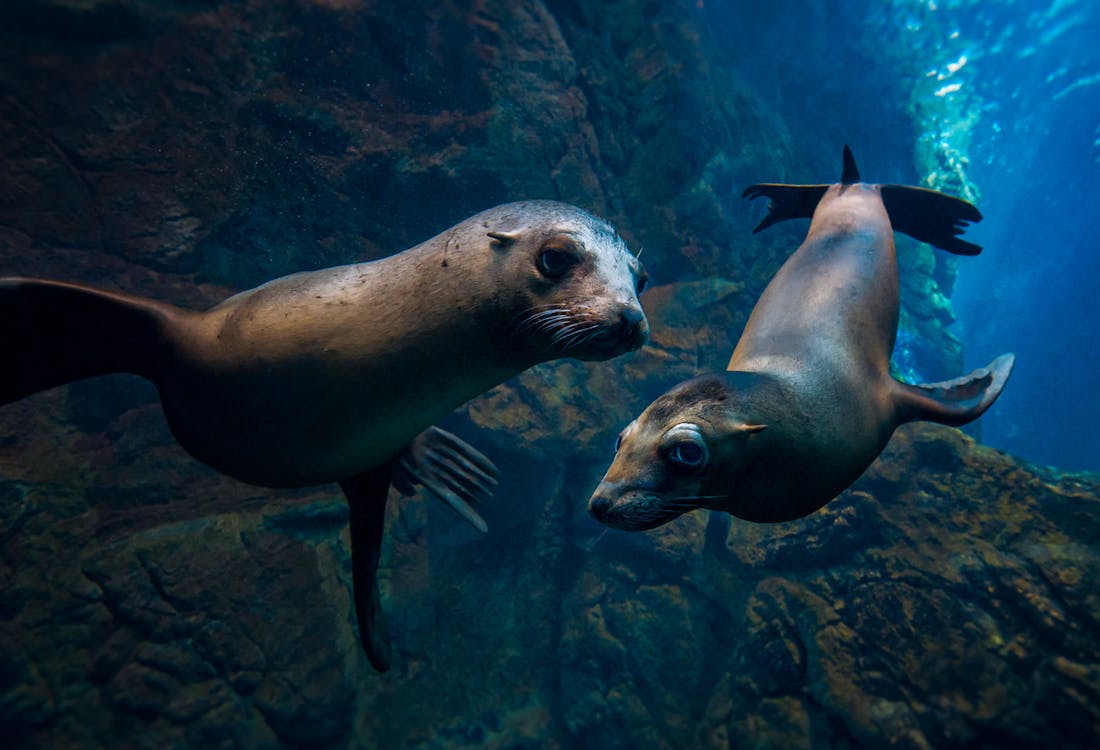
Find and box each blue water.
[914,1,1100,473]
[710,0,1100,473]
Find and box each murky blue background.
[714,0,1100,472]
[945,2,1100,473]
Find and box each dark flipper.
[0,277,177,405]
[893,353,1015,427]
[741,183,830,234]
[340,464,395,673]
[880,184,983,255]
[392,426,498,533]
[743,144,856,232]
[840,144,860,184]
[745,146,983,254]
[340,428,497,672]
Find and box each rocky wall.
[1,1,1096,749]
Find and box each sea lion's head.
[587,373,771,531]
[478,201,649,361]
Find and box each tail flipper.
[880,184,983,255]
[893,353,1015,427]
[742,183,829,234]
[0,278,177,405]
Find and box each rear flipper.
[0,277,176,405]
[893,353,1015,427]
[341,427,497,672]
[341,464,395,673]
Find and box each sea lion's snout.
[590,305,649,355]
[618,305,650,350]
[586,484,643,530]
[587,488,615,523]
[587,482,690,531]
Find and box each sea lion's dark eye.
[667,440,707,472]
[538,247,577,278]
[614,433,624,453]
[661,422,707,473]
[636,274,649,294]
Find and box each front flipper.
[392,426,499,533]
[340,464,394,672]
[742,183,830,234]
[880,184,983,255]
[893,353,1015,427]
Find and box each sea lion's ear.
[487,231,520,248]
[739,423,767,434]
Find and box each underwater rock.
[1,1,1097,749]
[2,325,1098,748]
[556,424,1099,750]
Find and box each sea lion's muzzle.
[587,482,688,531]
[589,306,649,356]
[586,485,617,523]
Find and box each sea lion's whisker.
[549,322,578,340]
[658,500,706,511]
[518,301,595,325]
[550,321,588,345]
[582,527,611,551]
[560,323,603,348]
[515,302,568,318]
[522,309,566,322]
[560,326,604,349]
[574,327,609,346]
[616,502,687,527]
[517,309,570,333]
[523,315,575,338]
[515,304,570,322]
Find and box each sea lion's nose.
[587,492,613,521]
[618,306,648,347]
[590,307,648,353]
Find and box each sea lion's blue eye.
[538,247,577,278]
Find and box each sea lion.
[588,147,1013,531]
[1,199,650,670]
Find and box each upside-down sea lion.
[1,200,650,670]
[587,147,1013,531]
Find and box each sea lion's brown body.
[588,148,1014,531]
[718,181,910,521]
[3,200,648,487]
[2,199,650,670]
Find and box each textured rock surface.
[1,1,1097,749]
